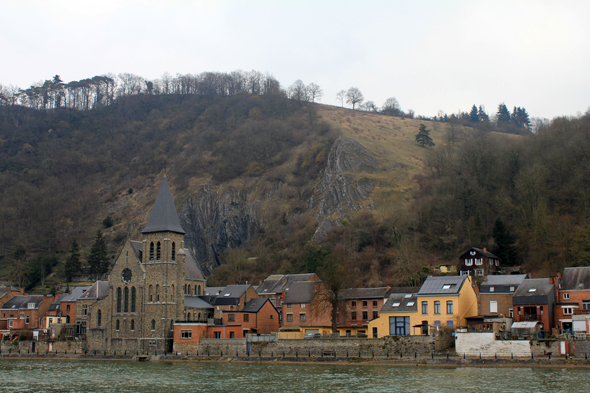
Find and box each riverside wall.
[455,333,568,357]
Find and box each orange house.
[222,298,280,337]
[0,295,56,336]
[280,281,332,338]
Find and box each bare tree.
[335,90,346,107]
[288,80,308,103]
[382,97,401,116]
[345,87,364,109]
[306,83,323,103]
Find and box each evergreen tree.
[88,230,109,279]
[492,218,518,266]
[496,103,511,123]
[64,239,81,282]
[305,242,328,273]
[469,105,479,122]
[415,123,435,147]
[478,105,489,123]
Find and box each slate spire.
[142,177,186,234]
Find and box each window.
[131,287,136,312]
[528,288,537,293]
[66,305,70,312]
[434,320,441,326]
[25,315,30,324]
[495,260,499,266]
[117,288,122,313]
[490,301,498,313]
[476,269,484,277]
[563,293,570,300]
[447,320,453,327]
[151,319,156,330]
[97,310,101,327]
[286,314,293,322]
[372,311,379,319]
[301,303,305,309]
[475,258,482,265]
[406,302,414,306]
[171,284,175,302]
[156,285,160,302]
[362,301,368,308]
[243,314,249,322]
[422,302,428,314]
[563,307,574,315]
[509,309,513,318]
[181,330,192,339]
[156,242,161,260]
[446,301,453,314]
[171,242,176,261]
[465,259,473,266]
[299,313,306,322]
[149,285,153,302]
[150,242,154,260]
[124,287,129,313]
[82,305,88,316]
[116,319,120,331]
[229,332,234,338]
[214,332,221,339]
[510,286,515,292]
[461,270,470,276]
[434,301,440,314]
[351,311,357,320]
[389,316,410,336]
[287,304,292,309]
[130,320,135,330]
[9,321,13,328]
[198,286,202,296]
[391,303,400,307]
[228,314,235,321]
[362,311,368,320]
[583,301,590,310]
[351,300,357,307]
[442,284,455,290]
[489,287,495,292]
[372,300,378,307]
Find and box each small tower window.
[97,309,102,327]
[156,285,160,302]
[149,243,154,261]
[171,242,176,261]
[149,285,153,302]
[116,319,120,331]
[130,319,135,331]
[171,284,175,302]
[156,242,161,260]
[151,319,156,330]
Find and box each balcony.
[574,309,590,315]
[522,314,542,322]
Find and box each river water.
[0,359,587,392]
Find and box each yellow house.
[369,276,478,337]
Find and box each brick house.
[556,267,590,333]
[201,285,260,319]
[279,281,332,338]
[223,298,279,337]
[458,247,500,277]
[479,274,527,317]
[0,295,56,338]
[511,278,555,334]
[338,287,389,337]
[256,273,319,321]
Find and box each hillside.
[1,92,588,292]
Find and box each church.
[81,178,206,353]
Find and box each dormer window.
[528,288,537,292]
[563,293,569,300]
[490,287,495,292]
[27,303,35,309]
[510,286,515,291]
[407,302,415,306]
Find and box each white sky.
[1,0,588,119]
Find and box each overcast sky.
[1,0,588,119]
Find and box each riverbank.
[2,352,590,368]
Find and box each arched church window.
[156,242,161,260]
[131,287,136,312]
[170,319,174,330]
[130,319,135,330]
[97,309,102,327]
[171,242,175,261]
[187,312,191,321]
[198,286,202,296]
[151,319,155,330]
[194,285,197,296]
[197,313,201,322]
[171,284,175,302]
[149,285,153,302]
[149,242,154,261]
[156,285,160,302]
[116,319,120,331]
[124,287,129,313]
[116,288,122,313]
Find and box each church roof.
[142,177,186,235]
[185,249,206,281]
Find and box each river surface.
[0,359,588,392]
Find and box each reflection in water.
[0,359,585,392]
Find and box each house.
[203,285,260,319]
[368,290,419,338]
[414,276,479,334]
[56,286,91,324]
[511,278,555,335]
[279,281,332,339]
[0,286,24,309]
[218,298,280,338]
[479,274,527,317]
[0,294,56,338]
[458,247,500,277]
[256,273,319,321]
[75,281,109,340]
[338,287,389,337]
[557,267,590,333]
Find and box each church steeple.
[142,177,186,235]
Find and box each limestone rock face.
[180,186,260,273]
[307,137,378,240]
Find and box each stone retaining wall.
[456,333,563,357]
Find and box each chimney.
[483,247,487,253]
[556,271,562,279]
